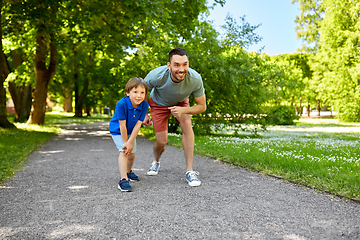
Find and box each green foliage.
[293,0,360,122]
[291,0,324,52]
[271,53,316,107]
[266,105,299,125]
[309,0,360,122]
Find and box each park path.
[1,121,359,239]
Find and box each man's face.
[167,54,189,83]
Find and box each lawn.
[141,118,360,202]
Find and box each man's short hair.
[168,48,188,63]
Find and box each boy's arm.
[122,120,143,155]
[127,120,143,144]
[119,120,128,144]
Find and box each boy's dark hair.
[125,77,148,100]
[168,48,188,63]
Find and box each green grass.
[45,112,112,125]
[1,112,112,184]
[140,119,360,202]
[0,124,60,183]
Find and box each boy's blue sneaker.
[147,161,160,175]
[186,171,201,187]
[118,178,132,192]
[127,170,139,181]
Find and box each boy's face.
[167,54,189,83]
[126,85,146,108]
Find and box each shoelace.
[187,171,199,181]
[149,162,159,171]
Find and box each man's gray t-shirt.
[144,66,205,106]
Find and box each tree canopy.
[2,0,360,130]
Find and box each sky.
[207,0,303,56]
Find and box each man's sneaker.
[186,171,201,187]
[118,178,132,192]
[147,161,160,175]
[127,170,139,181]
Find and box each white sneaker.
[147,161,160,175]
[186,171,201,187]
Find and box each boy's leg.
[126,137,137,172]
[118,152,128,180]
[127,153,136,172]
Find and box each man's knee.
[155,132,168,147]
[179,114,193,131]
[155,138,167,147]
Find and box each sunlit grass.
[0,123,61,183]
[140,120,360,201]
[45,112,112,125]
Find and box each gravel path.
[1,121,359,239]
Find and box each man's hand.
[168,106,185,119]
[143,114,152,126]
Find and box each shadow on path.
[1,122,359,239]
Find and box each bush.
[266,105,299,125]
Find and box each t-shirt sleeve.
[114,100,127,121]
[139,102,149,122]
[192,75,205,98]
[144,70,157,91]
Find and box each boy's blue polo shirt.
[109,97,149,136]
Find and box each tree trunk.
[63,87,72,112]
[73,47,83,117]
[86,105,91,117]
[74,69,82,117]
[7,50,32,122]
[27,28,57,125]
[0,0,15,129]
[316,100,321,117]
[307,104,311,117]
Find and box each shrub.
[266,105,299,125]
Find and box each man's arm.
[168,94,206,118]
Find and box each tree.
[48,0,212,118]
[0,0,15,128]
[292,0,324,53]
[271,53,313,115]
[7,49,32,122]
[312,0,360,121]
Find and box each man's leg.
[178,114,201,186]
[147,131,167,175]
[153,130,168,162]
[178,114,194,172]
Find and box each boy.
[109,77,149,191]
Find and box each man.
[143,48,206,187]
